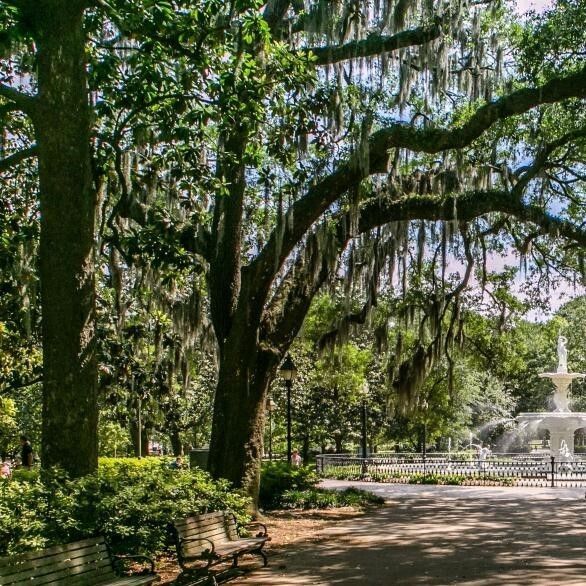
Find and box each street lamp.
[266,398,276,461]
[279,354,297,465]
[360,381,369,476]
[360,381,369,460]
[421,399,429,466]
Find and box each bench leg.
[232,554,239,568]
[256,547,268,567]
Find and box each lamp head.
[279,354,297,381]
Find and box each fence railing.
[316,453,586,487]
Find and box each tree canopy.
[1,0,586,506]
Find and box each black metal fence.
[316,453,586,487]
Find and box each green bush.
[0,458,250,557]
[259,462,319,509]
[279,487,384,509]
[10,468,39,482]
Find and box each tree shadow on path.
[231,496,586,585]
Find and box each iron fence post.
[550,455,555,488]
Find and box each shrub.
[0,458,250,557]
[279,487,384,510]
[259,462,319,509]
[10,468,39,482]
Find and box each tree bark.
[35,2,98,477]
[169,428,182,456]
[208,338,278,507]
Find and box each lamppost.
[421,399,428,470]
[266,398,276,461]
[279,354,297,465]
[360,381,369,476]
[361,381,369,460]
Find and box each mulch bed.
[157,507,366,584]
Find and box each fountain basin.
[538,372,586,411]
[517,412,586,454]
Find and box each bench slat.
[3,557,114,586]
[0,537,108,566]
[0,537,158,586]
[174,511,226,527]
[0,543,109,577]
[179,527,230,542]
[175,519,225,531]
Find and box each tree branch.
[251,65,586,304]
[263,0,292,35]
[0,83,37,117]
[0,145,38,173]
[513,128,586,197]
[356,190,586,247]
[306,21,442,65]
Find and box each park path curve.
[232,481,586,585]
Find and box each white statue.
[557,335,568,373]
[558,439,573,468]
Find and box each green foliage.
[10,468,38,483]
[98,421,132,457]
[0,397,17,456]
[0,458,250,556]
[279,487,383,510]
[259,462,319,509]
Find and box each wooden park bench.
[171,511,269,582]
[0,536,159,586]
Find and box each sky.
[515,0,553,13]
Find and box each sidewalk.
[232,481,586,585]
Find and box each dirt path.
[229,491,586,585]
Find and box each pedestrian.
[170,456,184,469]
[19,435,33,469]
[291,449,302,467]
[0,456,11,479]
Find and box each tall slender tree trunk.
[35,3,98,476]
[129,421,150,457]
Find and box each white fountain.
[517,335,586,455]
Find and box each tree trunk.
[208,335,277,508]
[169,428,182,456]
[130,421,150,457]
[35,3,98,477]
[302,435,310,464]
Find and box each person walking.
[19,436,33,469]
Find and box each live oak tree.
[3,0,586,509]
[1,0,97,476]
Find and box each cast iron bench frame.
[0,536,159,585]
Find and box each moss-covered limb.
[262,229,341,353]
[0,145,38,173]
[356,190,586,247]
[251,68,586,309]
[306,21,442,65]
[368,65,586,159]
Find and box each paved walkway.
[233,481,586,585]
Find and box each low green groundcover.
[259,461,383,510]
[0,458,250,557]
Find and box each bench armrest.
[112,553,156,576]
[243,521,268,537]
